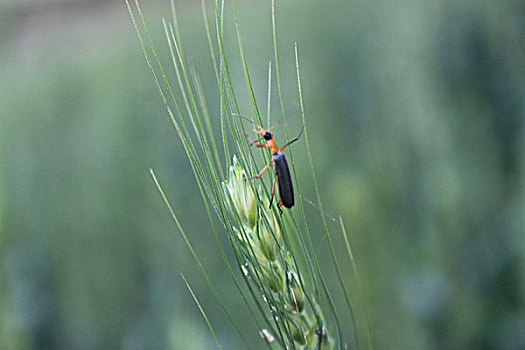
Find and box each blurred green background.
[1,0,524,349]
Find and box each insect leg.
[277,199,283,215]
[242,132,264,146]
[249,136,265,146]
[280,125,305,152]
[247,161,274,180]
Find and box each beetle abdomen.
[272,152,294,208]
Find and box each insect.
[235,114,304,210]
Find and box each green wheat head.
[223,156,333,348]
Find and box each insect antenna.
[266,119,283,132]
[232,113,258,127]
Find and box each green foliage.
[0,0,523,349]
[126,0,363,347]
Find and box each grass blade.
[295,42,359,348]
[340,217,374,349]
[181,273,223,349]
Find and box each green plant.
[126,0,371,348]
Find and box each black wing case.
[272,152,294,208]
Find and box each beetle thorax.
[267,140,279,155]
